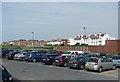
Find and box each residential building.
[69,33,115,46]
[27,40,39,46]
[39,40,47,46]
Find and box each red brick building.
[39,40,47,46]
[11,40,27,46]
[27,40,39,46]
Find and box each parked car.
[6,51,19,60]
[62,51,84,56]
[0,64,13,82]
[38,50,47,54]
[112,55,120,67]
[85,57,116,73]
[84,54,94,60]
[46,50,64,55]
[54,55,71,67]
[41,54,60,65]
[68,56,87,69]
[25,51,45,62]
[1,49,10,58]
[14,52,27,61]
[97,53,106,58]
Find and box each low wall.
[53,45,119,54]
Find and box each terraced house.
[69,33,115,46]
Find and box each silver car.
[14,52,27,61]
[112,56,120,67]
[85,57,116,73]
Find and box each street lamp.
[83,27,86,44]
[32,32,34,40]
[83,27,86,51]
[31,32,34,47]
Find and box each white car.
[62,51,84,56]
[14,52,27,60]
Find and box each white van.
[62,51,84,56]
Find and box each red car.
[54,55,71,67]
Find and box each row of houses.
[3,39,68,46]
[69,33,115,46]
[3,33,116,46]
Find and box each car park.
[68,56,87,69]
[54,55,71,67]
[85,57,116,73]
[25,51,45,62]
[112,55,120,67]
[0,64,13,82]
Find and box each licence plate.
[43,59,46,61]
[69,62,73,64]
[88,64,94,67]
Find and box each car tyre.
[80,65,85,70]
[53,62,56,66]
[33,59,36,63]
[86,69,90,71]
[98,67,103,73]
[112,65,116,70]
[64,63,68,67]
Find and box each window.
[88,58,98,62]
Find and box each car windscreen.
[55,55,61,59]
[85,54,93,57]
[47,51,57,54]
[31,52,40,55]
[87,58,98,62]
[76,57,84,61]
[48,55,59,59]
[23,52,27,55]
[113,56,120,60]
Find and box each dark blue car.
[25,51,45,62]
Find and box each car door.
[106,59,113,69]
[37,52,42,61]
[101,59,108,70]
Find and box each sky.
[2,2,118,42]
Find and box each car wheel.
[64,63,68,67]
[86,69,90,71]
[80,65,85,70]
[53,62,55,66]
[33,59,36,62]
[98,67,103,73]
[112,65,116,70]
[69,67,73,69]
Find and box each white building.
[47,39,63,45]
[68,33,115,46]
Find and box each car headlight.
[9,76,13,80]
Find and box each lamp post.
[31,32,34,47]
[32,32,34,40]
[83,27,86,51]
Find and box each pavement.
[1,58,119,80]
